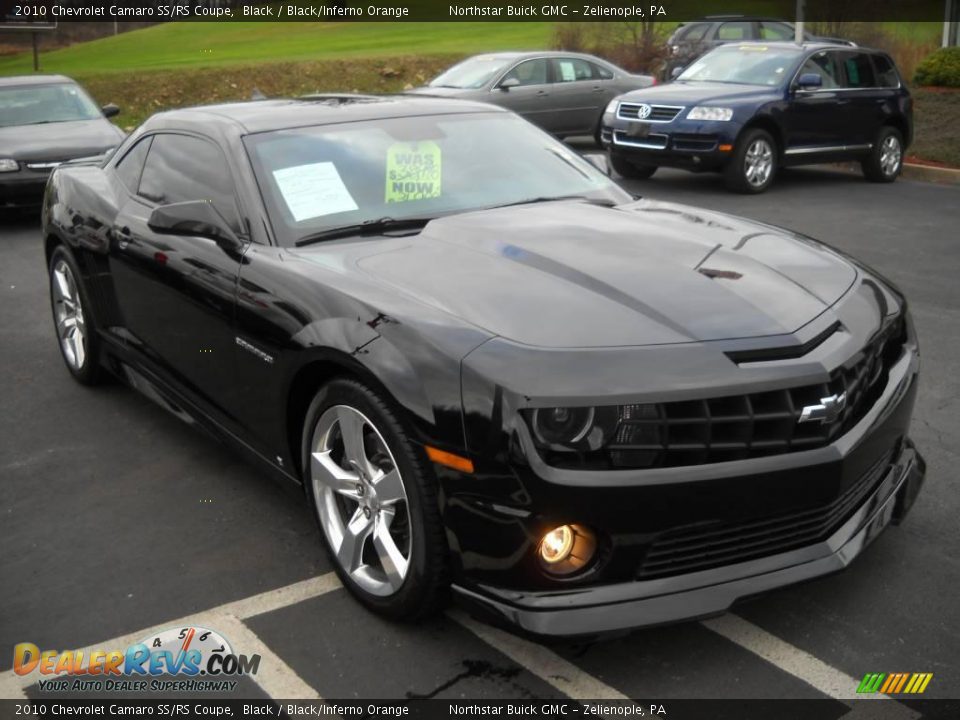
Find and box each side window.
[680,23,710,43]
[114,136,152,194]
[842,53,878,88]
[552,58,596,83]
[138,133,240,229]
[591,62,614,80]
[501,58,549,87]
[759,21,793,40]
[797,52,841,89]
[872,54,900,88]
[717,22,753,41]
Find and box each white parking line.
[0,573,342,698]
[701,614,920,718]
[448,609,629,701]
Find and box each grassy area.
[79,55,458,128]
[911,89,960,167]
[0,22,553,75]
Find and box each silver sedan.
[407,52,655,141]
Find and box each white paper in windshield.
[272,162,358,222]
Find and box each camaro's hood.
[616,81,778,107]
[0,119,123,161]
[334,199,858,349]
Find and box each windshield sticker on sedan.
[385,142,442,203]
[272,162,358,222]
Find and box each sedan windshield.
[245,112,631,247]
[428,56,511,89]
[679,45,803,86]
[0,83,103,128]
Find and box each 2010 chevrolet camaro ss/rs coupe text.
[42,96,924,637]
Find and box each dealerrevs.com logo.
[13,626,261,693]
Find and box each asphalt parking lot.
[2,167,959,712]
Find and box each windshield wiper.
[294,216,434,247]
[492,195,618,210]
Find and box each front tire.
[48,245,103,385]
[609,153,658,180]
[302,378,447,620]
[724,129,777,194]
[862,127,903,183]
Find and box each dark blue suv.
[601,43,912,193]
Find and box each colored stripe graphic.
[858,673,932,694]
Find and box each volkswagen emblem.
[636,103,653,119]
[798,392,847,425]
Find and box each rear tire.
[609,153,658,180]
[724,128,777,194]
[862,126,903,183]
[48,245,103,385]
[302,378,448,620]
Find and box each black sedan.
[1,74,124,209]
[602,43,912,193]
[43,95,924,636]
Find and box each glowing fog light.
[538,524,598,576]
[540,525,575,564]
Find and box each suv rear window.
[872,54,900,88]
[842,53,878,88]
[677,23,709,43]
[717,22,753,41]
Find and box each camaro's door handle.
[592,86,605,93]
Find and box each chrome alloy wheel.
[51,259,87,370]
[310,405,412,596]
[880,135,902,177]
[744,138,774,187]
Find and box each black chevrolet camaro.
[42,95,924,636]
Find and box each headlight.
[604,99,619,115]
[687,106,734,122]
[0,159,20,173]
[528,406,618,451]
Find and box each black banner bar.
[0,0,954,23]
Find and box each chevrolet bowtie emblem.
[798,392,847,424]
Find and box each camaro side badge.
[799,392,847,424]
[235,337,274,365]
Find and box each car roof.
[0,74,76,88]
[713,41,872,53]
[463,50,614,63]
[143,95,510,135]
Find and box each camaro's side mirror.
[498,77,520,91]
[795,73,823,91]
[670,66,683,80]
[148,200,243,251]
[101,104,121,118]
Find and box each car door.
[837,51,888,148]
[108,132,246,426]
[547,57,608,135]
[492,58,557,132]
[780,50,849,155]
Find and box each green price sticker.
[385,142,442,203]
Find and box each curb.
[828,161,960,186]
[901,162,960,185]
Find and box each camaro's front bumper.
[453,440,923,637]
[447,342,923,637]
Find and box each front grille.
[637,448,896,579]
[617,103,684,122]
[542,316,906,470]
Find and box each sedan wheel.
[49,246,102,385]
[302,379,448,619]
[310,404,412,596]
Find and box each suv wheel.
[609,153,657,180]
[862,127,903,183]
[725,129,777,193]
[302,378,448,620]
